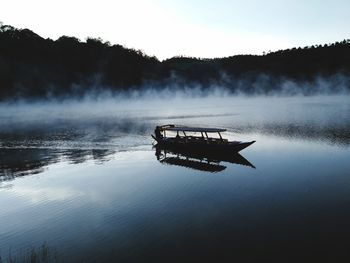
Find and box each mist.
[1,83,349,147]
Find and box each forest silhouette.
[0,23,349,99]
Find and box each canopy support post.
[218,132,222,140]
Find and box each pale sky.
[0,0,349,60]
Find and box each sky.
[0,0,349,60]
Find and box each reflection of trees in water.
[0,120,148,182]
[63,150,91,164]
[3,242,60,263]
[62,149,115,164]
[91,149,115,164]
[0,148,115,182]
[0,148,60,180]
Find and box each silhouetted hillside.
[0,24,160,99]
[0,23,349,99]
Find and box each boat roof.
[158,125,226,133]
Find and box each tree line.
[0,23,349,99]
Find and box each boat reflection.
[154,145,255,173]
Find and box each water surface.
[0,95,349,262]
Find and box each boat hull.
[154,144,255,169]
[152,135,255,153]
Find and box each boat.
[152,124,255,153]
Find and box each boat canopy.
[158,125,226,133]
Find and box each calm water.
[0,95,350,262]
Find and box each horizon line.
[1,21,349,61]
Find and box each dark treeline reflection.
[0,115,123,180]
[0,23,350,99]
[0,148,115,182]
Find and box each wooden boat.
[152,124,255,153]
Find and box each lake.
[0,95,350,262]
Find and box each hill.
[0,23,349,99]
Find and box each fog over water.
[0,92,350,262]
[1,93,349,145]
